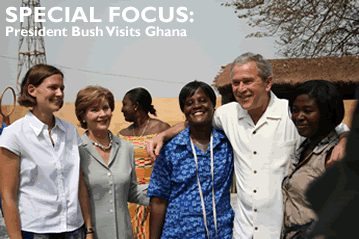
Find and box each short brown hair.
[75,86,115,129]
[18,64,64,107]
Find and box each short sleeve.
[147,147,172,200]
[212,107,224,129]
[0,125,21,156]
[335,122,350,135]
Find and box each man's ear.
[28,84,36,98]
[265,76,273,92]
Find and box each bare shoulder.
[118,126,133,136]
[148,118,171,134]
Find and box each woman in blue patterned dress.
[147,81,234,239]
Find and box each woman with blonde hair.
[75,86,149,239]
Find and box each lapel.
[108,133,121,166]
[81,131,121,168]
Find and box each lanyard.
[189,133,217,238]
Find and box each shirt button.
[254,209,257,212]
[255,227,258,230]
[107,173,111,176]
[253,151,257,155]
[254,170,257,174]
[109,209,114,213]
[254,190,257,193]
[109,181,113,186]
[109,190,113,194]
[253,131,256,134]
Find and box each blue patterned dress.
[147,126,234,239]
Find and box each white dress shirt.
[213,91,348,239]
[213,92,298,239]
[0,111,84,233]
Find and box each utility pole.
[16,0,47,92]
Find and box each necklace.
[132,118,150,136]
[189,133,217,238]
[91,131,112,150]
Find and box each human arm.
[326,130,349,168]
[127,146,150,206]
[76,132,94,238]
[147,146,172,239]
[149,197,168,239]
[327,123,350,167]
[146,122,187,161]
[78,169,94,239]
[0,148,22,239]
[157,120,171,133]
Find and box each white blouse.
[0,111,84,233]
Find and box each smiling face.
[28,74,64,114]
[231,61,272,115]
[183,88,214,126]
[83,99,113,132]
[121,94,137,122]
[291,94,321,139]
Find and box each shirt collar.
[313,130,339,154]
[26,111,65,136]
[264,91,283,120]
[237,91,282,121]
[297,130,339,155]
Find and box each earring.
[83,120,86,123]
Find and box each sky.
[1,0,278,104]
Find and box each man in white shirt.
[147,52,348,239]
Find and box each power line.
[0,55,186,84]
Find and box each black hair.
[179,80,216,112]
[125,87,156,116]
[289,80,344,131]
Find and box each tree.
[223,0,359,58]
